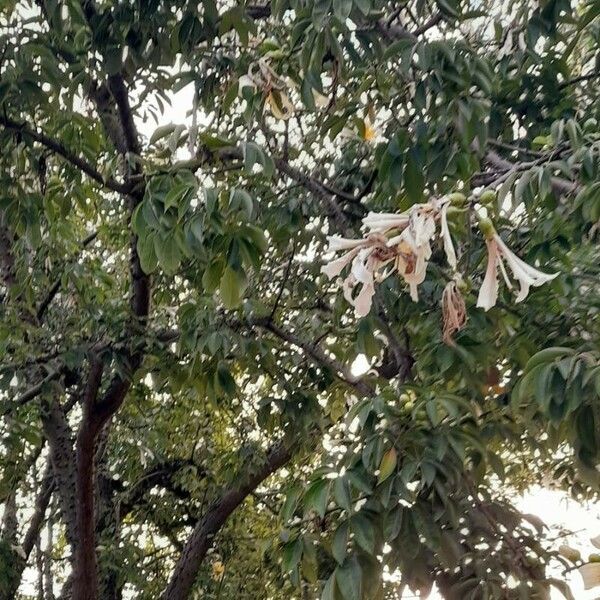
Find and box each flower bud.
[479,190,497,205]
[478,216,496,240]
[448,192,467,206]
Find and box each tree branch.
[161,441,293,600]
[36,230,98,322]
[473,150,579,196]
[40,397,77,548]
[250,317,375,396]
[22,462,54,560]
[0,115,130,194]
[2,369,62,416]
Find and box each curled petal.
[325,236,367,252]
[411,211,436,248]
[362,211,410,233]
[476,239,499,311]
[350,249,375,284]
[440,203,457,270]
[321,248,360,279]
[494,234,558,302]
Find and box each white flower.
[322,197,463,313]
[320,236,369,279]
[476,233,558,311]
[389,204,436,302]
[321,235,396,316]
[362,211,411,234]
[439,201,457,270]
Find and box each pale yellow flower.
[211,560,225,580]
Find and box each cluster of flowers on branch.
[321,195,558,343]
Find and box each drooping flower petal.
[350,248,375,284]
[354,281,376,317]
[325,236,368,252]
[494,235,558,303]
[411,210,436,248]
[440,202,457,270]
[476,239,499,311]
[321,248,360,279]
[362,211,410,233]
[578,563,600,590]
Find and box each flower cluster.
[321,197,457,315]
[321,196,558,343]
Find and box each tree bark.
[73,419,100,600]
[40,397,78,547]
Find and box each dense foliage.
[0,0,598,599]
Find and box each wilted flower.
[238,59,294,120]
[439,201,457,270]
[362,210,410,234]
[211,560,225,581]
[476,223,558,311]
[266,90,293,120]
[442,277,467,345]
[389,201,439,302]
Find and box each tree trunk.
[162,442,292,600]
[72,418,100,600]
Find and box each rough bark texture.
[40,398,78,547]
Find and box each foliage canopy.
[0,0,599,599]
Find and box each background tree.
[0,0,598,599]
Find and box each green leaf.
[282,538,303,573]
[154,234,181,274]
[333,477,352,510]
[281,486,301,522]
[333,0,352,20]
[377,447,397,484]
[351,514,375,554]
[404,149,424,204]
[202,260,224,293]
[383,506,402,540]
[136,233,158,274]
[229,188,254,220]
[219,266,247,309]
[335,557,361,600]
[150,123,177,145]
[216,363,236,396]
[332,522,348,564]
[304,479,330,518]
[321,574,337,600]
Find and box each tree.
[0,0,598,598]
